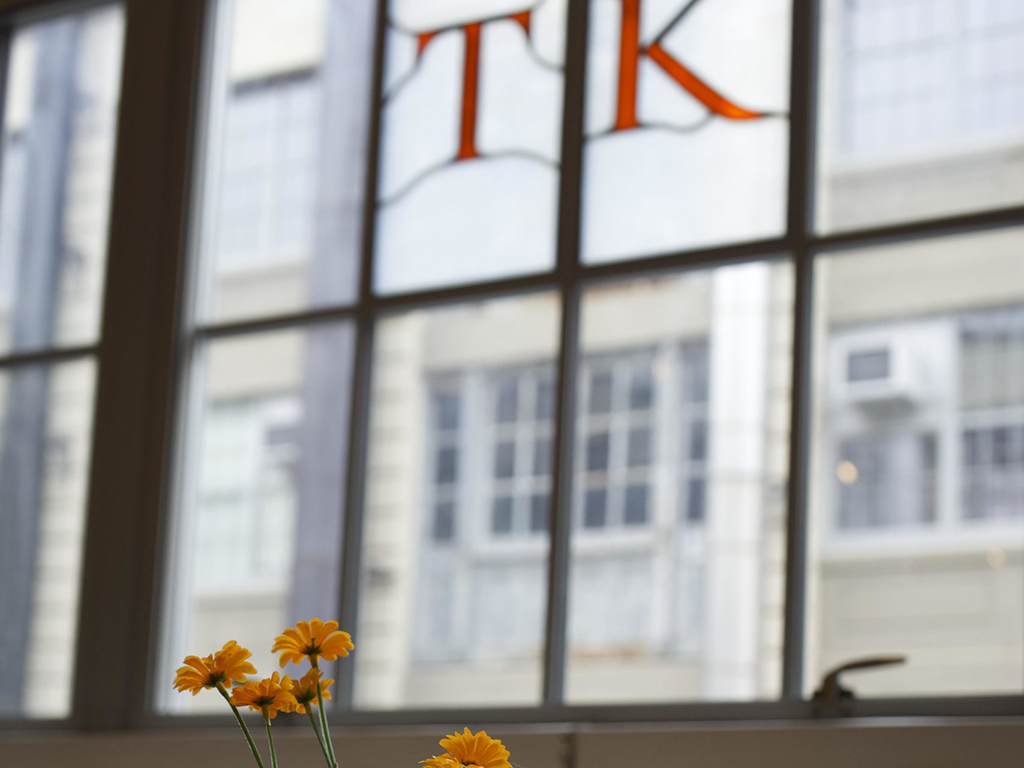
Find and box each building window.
[839,0,1024,157]
[836,432,937,529]
[428,383,461,543]
[578,353,658,531]
[487,368,555,538]
[960,305,1024,522]
[216,74,321,269]
[194,396,300,590]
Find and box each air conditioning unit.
[834,338,923,412]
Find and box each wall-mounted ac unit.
[835,338,923,412]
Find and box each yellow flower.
[422,729,512,768]
[230,672,297,719]
[289,668,334,714]
[272,618,353,667]
[173,640,256,695]
[422,758,462,768]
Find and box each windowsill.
[1,716,1022,767]
[820,520,1024,561]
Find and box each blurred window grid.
[159,0,1024,714]
[4,0,1024,727]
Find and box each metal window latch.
[812,655,907,705]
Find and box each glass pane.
[373,1,567,294]
[0,358,97,717]
[567,259,793,703]
[160,322,353,713]
[194,0,376,322]
[581,0,791,264]
[356,292,560,708]
[0,7,124,354]
[816,0,1024,233]
[808,229,1024,696]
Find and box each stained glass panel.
[581,0,791,264]
[374,0,567,294]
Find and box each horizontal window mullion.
[806,204,1024,255]
[192,198,1024,341]
[0,0,112,26]
[0,343,96,369]
[122,693,1024,730]
[192,303,360,340]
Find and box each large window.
[0,4,123,718]
[0,0,1022,731]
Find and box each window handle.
[812,655,907,704]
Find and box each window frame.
[0,0,1021,732]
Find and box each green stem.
[263,707,279,768]
[307,707,333,768]
[311,658,338,768]
[217,684,265,768]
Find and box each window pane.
[809,230,1024,696]
[492,496,515,535]
[160,322,353,713]
[530,492,549,533]
[816,0,1024,233]
[436,445,459,482]
[493,440,516,478]
[627,426,652,467]
[588,369,613,414]
[581,0,791,263]
[536,376,555,420]
[193,0,375,322]
[586,431,611,471]
[0,7,124,355]
[356,292,559,708]
[495,378,519,423]
[373,0,567,293]
[836,433,937,529]
[433,501,456,541]
[568,259,793,703]
[433,389,459,430]
[0,358,96,718]
[624,483,649,525]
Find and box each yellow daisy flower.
[272,618,353,667]
[422,757,463,768]
[422,728,512,768]
[289,668,334,714]
[230,672,297,719]
[173,640,256,695]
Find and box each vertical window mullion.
[71,0,202,728]
[335,0,389,714]
[542,0,590,707]
[781,0,820,700]
[542,284,580,706]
